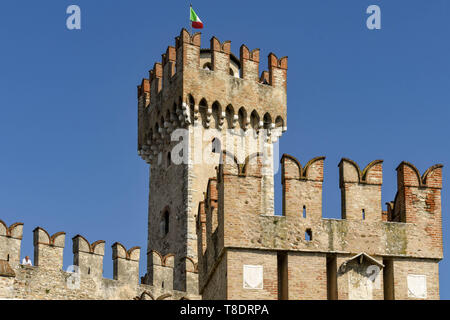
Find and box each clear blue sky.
[0,0,448,299]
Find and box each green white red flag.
[190,6,203,29]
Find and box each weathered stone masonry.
[0,223,199,300]
[197,154,443,300]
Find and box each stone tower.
[137,29,288,292]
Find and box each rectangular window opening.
[305,229,312,241]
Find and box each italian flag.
[190,6,203,29]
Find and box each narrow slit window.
[164,211,170,235]
[305,229,312,241]
[303,206,307,218]
[362,209,366,220]
[212,138,221,154]
[167,152,171,168]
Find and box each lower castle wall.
[199,244,442,301]
[335,255,384,300]
[226,249,278,300]
[391,258,440,300]
[0,264,199,300]
[287,252,327,300]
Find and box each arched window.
[212,138,221,154]
[250,110,260,129]
[203,63,212,70]
[199,98,208,128]
[238,107,247,129]
[263,113,272,130]
[225,105,234,129]
[229,68,234,76]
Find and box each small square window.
[305,229,312,241]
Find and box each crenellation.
[393,162,443,251]
[72,235,105,280]
[33,227,65,270]
[240,45,260,81]
[162,46,176,90]
[281,154,325,220]
[0,220,200,300]
[112,242,140,285]
[146,250,174,290]
[175,29,201,72]
[268,53,288,88]
[210,37,231,74]
[149,62,163,102]
[198,150,444,300]
[185,256,199,294]
[0,220,23,267]
[339,158,383,221]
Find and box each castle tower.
[137,29,288,292]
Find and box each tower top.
[137,28,288,165]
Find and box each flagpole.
[189,4,192,35]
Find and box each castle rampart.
[197,152,443,299]
[0,223,199,300]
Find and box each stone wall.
[198,152,443,300]
[0,222,199,300]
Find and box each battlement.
[145,250,198,294]
[282,154,325,220]
[112,242,140,284]
[196,152,444,299]
[73,235,105,279]
[197,152,444,292]
[138,29,287,100]
[0,223,198,288]
[0,222,200,300]
[33,227,66,270]
[338,158,383,221]
[0,220,23,266]
[137,28,288,165]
